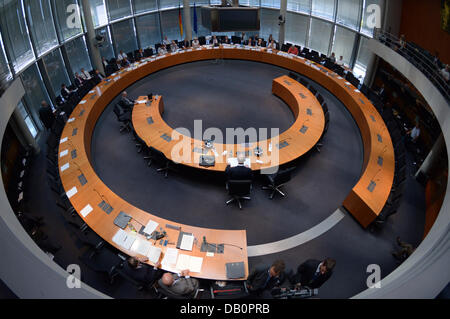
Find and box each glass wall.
[361,0,382,37]
[239,0,260,6]
[308,17,332,55]
[52,0,84,42]
[159,0,183,10]
[336,0,362,30]
[95,26,115,59]
[111,18,138,54]
[65,36,93,74]
[261,0,280,9]
[0,32,12,82]
[134,0,158,14]
[42,48,71,95]
[90,0,108,27]
[287,0,311,14]
[354,36,373,79]
[260,8,279,40]
[106,0,132,21]
[331,26,357,65]
[160,9,184,41]
[24,0,59,56]
[0,0,35,72]
[135,13,161,49]
[17,100,38,138]
[311,0,335,21]
[285,12,308,47]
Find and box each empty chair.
[316,93,324,106]
[113,104,131,133]
[144,48,153,57]
[281,43,290,52]
[226,180,252,210]
[288,72,298,81]
[262,166,296,199]
[316,112,330,153]
[309,86,318,96]
[148,146,171,178]
[299,78,309,88]
[321,102,328,114]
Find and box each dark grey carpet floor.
[6,59,426,299]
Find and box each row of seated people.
[118,254,336,299]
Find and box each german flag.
[178,3,183,38]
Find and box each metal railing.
[373,29,450,102]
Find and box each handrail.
[373,29,450,102]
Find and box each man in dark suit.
[158,270,199,297]
[225,153,253,181]
[119,91,135,112]
[246,260,286,298]
[135,48,145,61]
[61,83,77,100]
[181,38,191,49]
[38,101,55,130]
[288,258,336,289]
[93,69,104,84]
[121,256,162,288]
[74,72,85,88]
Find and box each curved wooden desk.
[132,75,325,172]
[58,46,394,282]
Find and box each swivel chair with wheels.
[262,166,296,199]
[226,180,252,209]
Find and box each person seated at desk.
[102,56,109,69]
[61,83,77,100]
[74,72,85,88]
[120,91,135,112]
[267,40,276,49]
[209,35,219,46]
[121,56,131,67]
[93,69,104,83]
[256,38,263,47]
[225,153,253,181]
[246,260,286,298]
[336,55,345,67]
[117,50,127,62]
[192,37,200,48]
[135,48,145,61]
[170,40,178,52]
[181,38,191,49]
[38,101,55,130]
[80,68,92,81]
[123,256,163,287]
[163,36,171,45]
[222,35,231,44]
[268,34,273,44]
[246,37,254,46]
[158,270,199,297]
[158,43,168,55]
[241,32,246,43]
[113,59,122,71]
[288,258,336,289]
[440,64,449,83]
[287,45,298,55]
[329,52,336,63]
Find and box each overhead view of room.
[0,0,448,302]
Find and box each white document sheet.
[180,234,194,251]
[175,254,203,273]
[162,248,179,267]
[143,220,158,235]
[130,239,151,256]
[147,246,162,264]
[112,229,136,250]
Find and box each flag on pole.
[178,3,184,38]
[193,2,198,35]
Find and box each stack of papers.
[175,254,203,273]
[162,248,179,267]
[112,229,136,250]
[130,239,162,263]
[180,234,194,251]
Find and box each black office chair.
[281,43,290,52]
[316,111,330,153]
[288,72,298,81]
[113,104,131,133]
[299,78,309,88]
[226,180,252,210]
[148,146,171,178]
[321,102,328,114]
[316,93,324,106]
[309,86,318,97]
[262,167,296,199]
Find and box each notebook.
[226,262,245,279]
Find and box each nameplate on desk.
[283,80,292,86]
[345,82,351,85]
[72,128,78,136]
[377,134,383,143]
[277,140,289,149]
[79,110,85,117]
[299,93,306,99]
[146,117,154,124]
[369,115,376,122]
[79,100,86,104]
[60,163,69,172]
[160,133,172,142]
[299,125,309,134]
[377,156,384,166]
[78,174,87,186]
[60,137,68,144]
[80,204,93,217]
[60,150,68,158]
[367,181,377,193]
[66,187,78,199]
[354,89,361,93]
[114,76,120,81]
[98,200,113,215]
[307,108,312,115]
[68,118,75,123]
[71,149,77,159]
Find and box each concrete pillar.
[81,0,105,75]
[416,133,447,180]
[279,0,287,44]
[183,0,193,41]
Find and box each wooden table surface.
[132,75,325,172]
[58,46,395,282]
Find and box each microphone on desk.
[93,188,111,207]
[71,161,83,175]
[371,168,382,183]
[220,243,244,250]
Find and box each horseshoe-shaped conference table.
[58,45,394,281]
